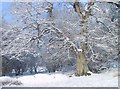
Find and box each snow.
[36,66,48,73]
[0,70,118,87]
[78,49,82,52]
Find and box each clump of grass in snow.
[0,77,22,86]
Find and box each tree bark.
[75,19,90,76]
[76,50,88,76]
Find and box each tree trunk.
[75,20,89,76]
[75,50,88,76]
[34,66,37,73]
[30,67,33,74]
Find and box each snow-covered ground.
[0,70,118,87]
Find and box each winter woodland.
[0,0,119,87]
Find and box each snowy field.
[0,70,118,87]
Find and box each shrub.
[0,77,22,86]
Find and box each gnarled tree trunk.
[75,24,89,76]
[76,50,88,76]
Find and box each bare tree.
[72,0,94,76]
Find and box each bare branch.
[73,0,84,18]
[85,0,95,17]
